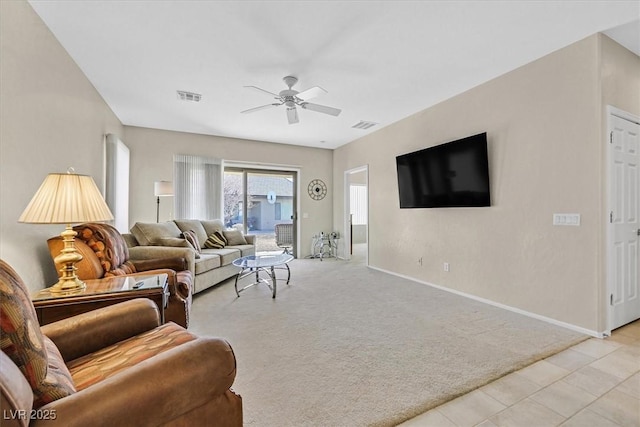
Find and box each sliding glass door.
[223,168,297,256]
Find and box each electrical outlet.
[444,262,450,272]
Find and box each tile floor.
[400,320,640,427]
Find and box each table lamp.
[154,180,173,222]
[19,169,114,293]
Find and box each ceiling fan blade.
[244,85,280,98]
[286,107,299,124]
[296,86,327,101]
[241,103,280,114]
[300,102,341,116]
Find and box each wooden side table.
[32,273,168,326]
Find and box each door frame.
[606,105,640,333]
[344,165,369,264]
[223,161,300,258]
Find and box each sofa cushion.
[155,237,191,248]
[204,231,227,249]
[67,322,196,391]
[0,260,76,408]
[181,230,202,259]
[130,222,182,246]
[122,233,139,248]
[174,220,208,248]
[201,219,225,237]
[194,254,222,274]
[204,248,241,266]
[223,229,248,246]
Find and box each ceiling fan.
[241,76,341,125]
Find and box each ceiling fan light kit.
[286,107,299,124]
[241,76,342,125]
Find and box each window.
[275,202,282,220]
[104,134,129,232]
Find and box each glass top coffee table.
[232,253,293,298]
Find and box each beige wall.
[0,1,124,291]
[600,34,640,115]
[122,126,333,258]
[333,34,637,333]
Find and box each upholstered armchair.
[47,223,192,328]
[0,260,242,427]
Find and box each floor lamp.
[19,169,114,293]
[154,181,173,222]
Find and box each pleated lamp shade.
[19,172,113,224]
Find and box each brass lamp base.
[50,276,86,294]
[51,224,86,294]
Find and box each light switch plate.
[553,213,581,226]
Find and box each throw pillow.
[41,336,76,404]
[174,220,208,249]
[223,229,248,246]
[0,260,76,408]
[74,223,135,275]
[181,230,201,259]
[204,231,227,249]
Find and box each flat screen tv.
[396,132,490,208]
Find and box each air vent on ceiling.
[177,90,202,102]
[352,120,378,130]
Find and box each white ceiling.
[28,1,639,150]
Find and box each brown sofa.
[47,222,192,328]
[124,220,255,294]
[0,259,242,427]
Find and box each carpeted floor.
[189,254,586,426]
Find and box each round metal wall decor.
[308,179,327,200]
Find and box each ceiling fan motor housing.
[283,75,298,89]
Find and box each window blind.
[173,154,221,220]
[350,184,368,225]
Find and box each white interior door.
[344,166,368,263]
[608,111,640,330]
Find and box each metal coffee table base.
[234,265,291,298]
[233,254,293,299]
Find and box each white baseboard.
[368,265,605,338]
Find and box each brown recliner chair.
[0,259,242,427]
[47,223,192,328]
